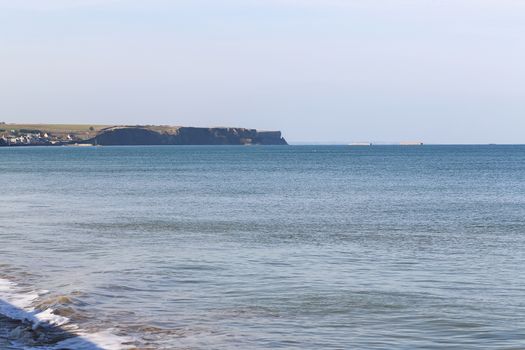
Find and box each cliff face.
[86,127,288,146]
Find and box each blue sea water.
[1,145,525,349]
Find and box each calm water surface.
[1,145,525,349]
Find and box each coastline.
[0,124,288,146]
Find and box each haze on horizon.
[1,0,524,144]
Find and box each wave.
[0,277,135,350]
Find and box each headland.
[0,123,288,146]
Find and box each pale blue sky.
[1,0,524,143]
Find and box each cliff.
[84,126,288,146]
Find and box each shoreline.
[0,276,133,350]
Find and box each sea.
[0,145,524,349]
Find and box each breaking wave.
[0,277,135,350]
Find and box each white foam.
[0,278,40,323]
[0,277,134,350]
[47,330,135,350]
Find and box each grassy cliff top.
[0,123,113,132]
[0,124,184,139]
[0,124,118,141]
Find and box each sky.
[1,0,524,144]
